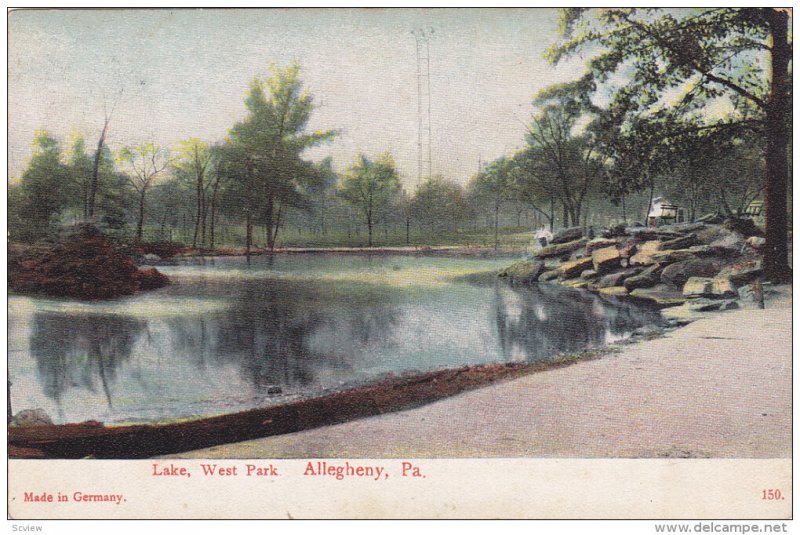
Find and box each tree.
[411,175,472,235]
[9,130,71,241]
[174,138,213,247]
[467,158,514,249]
[339,153,400,247]
[116,142,170,241]
[64,133,94,218]
[548,7,791,281]
[224,63,335,253]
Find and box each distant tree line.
[9,8,791,280]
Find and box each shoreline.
[167,285,791,459]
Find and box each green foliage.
[9,130,71,241]
[339,153,400,246]
[219,62,336,248]
[411,175,473,232]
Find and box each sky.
[8,8,590,187]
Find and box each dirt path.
[171,288,791,459]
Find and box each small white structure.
[533,227,553,247]
[647,197,681,227]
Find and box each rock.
[142,253,162,263]
[551,226,585,244]
[628,228,683,241]
[710,232,746,253]
[560,278,590,289]
[660,234,698,250]
[719,259,763,285]
[746,236,766,250]
[650,248,699,264]
[723,217,764,238]
[623,264,664,291]
[687,298,740,312]
[629,285,687,308]
[591,246,623,273]
[538,269,561,282]
[596,268,643,289]
[10,409,54,427]
[660,259,720,288]
[586,238,621,253]
[598,286,629,296]
[682,276,735,298]
[712,276,737,298]
[498,261,546,285]
[668,222,707,235]
[633,324,663,337]
[601,223,628,238]
[533,238,589,259]
[581,269,599,280]
[629,240,661,266]
[558,257,594,279]
[682,277,715,298]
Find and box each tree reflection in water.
[493,283,662,362]
[30,312,146,418]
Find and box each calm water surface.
[8,254,663,425]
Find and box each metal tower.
[412,27,433,185]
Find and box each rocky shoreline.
[498,219,769,320]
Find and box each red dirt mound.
[10,235,170,300]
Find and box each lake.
[8,254,664,425]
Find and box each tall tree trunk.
[136,190,147,241]
[88,120,109,219]
[367,209,373,247]
[549,197,554,232]
[493,201,499,251]
[193,179,202,248]
[209,177,220,250]
[271,203,283,250]
[265,193,275,250]
[764,9,791,282]
[621,193,627,223]
[245,211,252,262]
[644,182,654,227]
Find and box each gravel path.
[171,287,791,459]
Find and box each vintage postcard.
[6,7,792,524]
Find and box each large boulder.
[682,276,736,299]
[538,269,561,282]
[650,249,700,264]
[498,261,546,285]
[551,226,585,244]
[533,238,588,259]
[624,263,665,291]
[598,286,629,297]
[586,238,621,253]
[629,240,661,266]
[596,267,643,289]
[9,409,54,428]
[660,258,720,289]
[591,246,623,273]
[660,234,698,250]
[558,257,594,279]
[719,258,763,285]
[629,284,687,308]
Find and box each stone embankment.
[499,220,767,317]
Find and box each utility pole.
[412,27,434,186]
